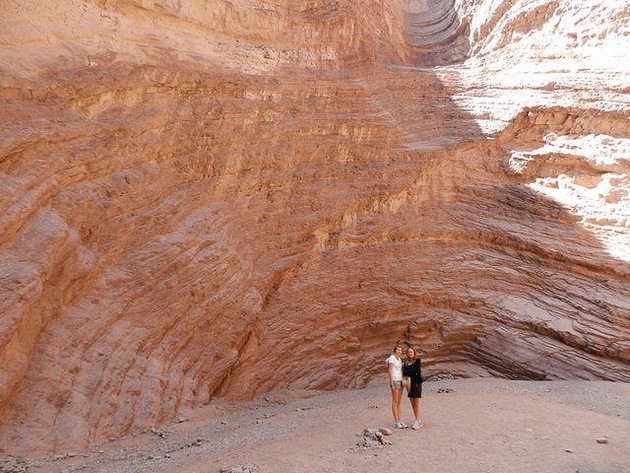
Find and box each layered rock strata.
[0,0,629,457]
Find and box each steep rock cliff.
[0,0,629,457]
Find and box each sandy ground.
[7,378,630,473]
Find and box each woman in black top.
[403,346,423,430]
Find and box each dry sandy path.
[18,379,630,473]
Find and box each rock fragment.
[356,428,393,448]
[219,463,258,473]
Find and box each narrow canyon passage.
[0,0,629,457]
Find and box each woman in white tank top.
[387,344,406,429]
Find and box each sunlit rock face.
[1,0,629,457]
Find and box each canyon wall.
[0,0,629,457]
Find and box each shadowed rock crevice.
[401,0,471,65]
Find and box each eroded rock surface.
[0,0,629,457]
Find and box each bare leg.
[410,397,422,428]
[391,387,403,422]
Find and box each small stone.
[0,457,28,473]
[358,428,393,448]
[596,437,609,444]
[219,464,258,473]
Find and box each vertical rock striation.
[0,0,628,457]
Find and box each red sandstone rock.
[0,0,629,458]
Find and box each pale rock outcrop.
[0,0,629,457]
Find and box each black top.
[403,358,422,384]
[403,358,422,398]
